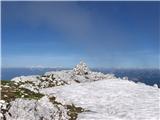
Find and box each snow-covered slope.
[40,79,160,120]
[1,61,160,120]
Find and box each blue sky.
[2,2,159,68]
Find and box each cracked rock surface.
[4,96,70,120]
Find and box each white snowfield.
[41,79,160,120]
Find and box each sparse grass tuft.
[1,80,44,102]
[66,104,84,120]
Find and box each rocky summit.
[0,62,160,120]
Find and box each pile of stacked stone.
[73,61,90,75]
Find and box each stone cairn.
[73,61,90,75]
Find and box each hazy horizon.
[1,66,160,70]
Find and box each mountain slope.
[41,79,160,120]
[1,61,160,120]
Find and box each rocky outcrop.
[4,96,70,120]
[10,61,116,92]
[2,95,86,120]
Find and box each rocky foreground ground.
[0,62,160,120]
